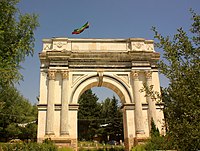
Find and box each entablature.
[39,37,159,69]
[41,37,155,52]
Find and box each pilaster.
[131,71,145,138]
[122,103,135,151]
[145,71,157,130]
[60,70,69,135]
[46,69,56,135]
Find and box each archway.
[37,37,165,151]
[73,75,130,146]
[77,87,124,145]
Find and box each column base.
[38,137,77,151]
[124,137,134,151]
[45,132,55,136]
[136,130,145,134]
[136,130,145,137]
[53,138,77,151]
[60,131,69,136]
[135,130,147,145]
[134,137,148,145]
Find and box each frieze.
[44,43,52,50]
[55,42,66,48]
[132,42,145,51]
[146,44,154,51]
[53,41,68,50]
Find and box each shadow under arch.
[71,74,132,104]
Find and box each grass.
[58,147,74,151]
[131,144,146,151]
[0,141,125,151]
[78,141,125,151]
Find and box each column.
[60,70,69,135]
[46,70,56,135]
[131,71,145,137]
[145,71,157,128]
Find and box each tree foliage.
[152,9,200,150]
[78,89,123,143]
[99,96,123,142]
[0,0,39,87]
[78,89,101,140]
[0,86,37,141]
[0,0,38,142]
[145,120,173,151]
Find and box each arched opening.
[77,87,124,145]
[71,75,131,146]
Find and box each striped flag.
[72,22,89,34]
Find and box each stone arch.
[37,37,165,151]
[71,74,132,104]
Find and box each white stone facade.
[38,37,165,150]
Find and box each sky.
[16,0,200,104]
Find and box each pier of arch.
[37,37,165,150]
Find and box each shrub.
[143,119,174,150]
[78,147,124,151]
[144,134,175,151]
[131,144,146,151]
[1,142,58,151]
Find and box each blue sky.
[17,0,200,104]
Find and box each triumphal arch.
[37,37,165,150]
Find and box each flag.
[72,22,89,34]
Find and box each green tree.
[0,0,39,88]
[18,104,38,141]
[78,89,101,140]
[152,9,200,150]
[0,0,38,142]
[107,96,123,142]
[99,96,123,143]
[150,119,160,137]
[19,121,37,141]
[145,120,172,151]
[0,86,37,141]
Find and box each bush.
[131,144,146,151]
[1,142,58,151]
[78,147,124,151]
[143,120,174,150]
[144,134,174,151]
